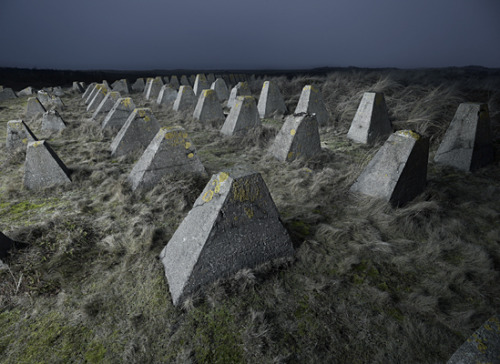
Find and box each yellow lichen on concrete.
[396,130,420,140]
[290,129,296,136]
[185,142,192,149]
[32,141,43,148]
[287,152,294,160]
[244,207,254,219]
[121,98,132,107]
[187,153,194,159]
[202,172,230,203]
[22,138,28,144]
[232,178,260,203]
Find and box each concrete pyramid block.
[227,82,251,109]
[193,89,225,125]
[6,120,38,151]
[87,85,109,112]
[92,91,121,120]
[110,108,160,157]
[18,86,36,97]
[131,78,145,93]
[41,110,67,131]
[46,95,65,111]
[347,92,392,144]
[162,76,169,84]
[210,78,229,102]
[82,82,97,100]
[73,82,84,93]
[434,103,494,172]
[350,130,429,206]
[169,75,180,90]
[207,73,215,84]
[36,90,51,105]
[447,315,500,364]
[189,75,196,85]
[268,113,322,162]
[52,86,65,97]
[0,231,15,259]
[193,73,210,96]
[128,126,205,191]
[25,97,46,118]
[112,79,131,94]
[229,74,237,87]
[85,84,103,104]
[101,97,136,131]
[173,86,197,112]
[159,167,294,306]
[180,75,190,86]
[145,77,164,100]
[294,85,329,125]
[143,78,153,96]
[24,140,72,190]
[157,85,178,106]
[221,96,261,136]
[257,80,287,118]
[0,87,17,102]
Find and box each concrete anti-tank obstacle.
[193,73,210,96]
[46,95,65,111]
[110,108,160,157]
[189,74,196,85]
[350,130,429,207]
[87,85,109,112]
[37,90,51,105]
[173,86,197,112]
[193,89,225,125]
[6,120,38,151]
[257,80,287,118]
[143,78,153,96]
[227,82,252,109]
[0,232,15,260]
[82,82,97,100]
[145,77,164,100]
[52,86,64,97]
[128,126,205,191]
[72,82,84,93]
[24,140,72,190]
[347,91,392,144]
[131,78,145,93]
[169,75,180,90]
[157,85,178,106]
[101,97,136,131]
[85,84,101,104]
[41,110,67,131]
[207,73,215,84]
[25,97,46,118]
[18,87,36,97]
[92,91,121,121]
[294,85,329,125]
[162,76,169,84]
[112,79,131,94]
[447,315,500,364]
[180,75,190,86]
[434,103,494,172]
[159,166,294,306]
[268,113,322,162]
[221,96,261,136]
[210,78,230,102]
[0,87,17,102]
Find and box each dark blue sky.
[1,0,499,70]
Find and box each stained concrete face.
[0,88,17,102]
[157,85,178,106]
[37,90,51,105]
[87,86,109,112]
[347,92,392,144]
[163,76,169,84]
[85,84,104,105]
[434,103,494,172]
[46,95,65,111]
[101,97,136,131]
[132,78,145,93]
[294,85,329,125]
[221,96,261,136]
[193,89,225,125]
[128,126,205,191]
[112,79,131,94]
[350,130,429,206]
[159,167,294,306]
[193,74,210,96]
[82,82,97,100]
[73,82,84,93]
[145,77,164,100]
[227,82,252,109]
[447,315,500,364]
[180,75,190,86]
[92,91,121,120]
[110,108,160,157]
[173,86,197,112]
[53,87,64,97]
[257,80,287,118]
[207,73,215,84]
[268,113,322,162]
[24,140,72,190]
[169,75,180,90]
[41,110,67,131]
[6,120,38,151]
[25,97,46,118]
[189,75,196,86]
[210,78,229,102]
[18,87,35,97]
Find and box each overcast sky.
[0,0,499,70]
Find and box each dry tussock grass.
[0,68,498,363]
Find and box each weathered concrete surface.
[46,95,66,111]
[210,78,229,102]
[101,97,136,131]
[24,140,72,190]
[169,75,180,90]
[193,73,210,96]
[347,92,392,144]
[131,78,145,93]
[143,78,153,96]
[189,74,196,86]
[92,91,121,120]
[25,97,46,118]
[193,89,225,125]
[180,75,190,86]
[37,90,51,105]
[434,103,494,172]
[87,85,109,112]
[0,232,15,259]
[0,88,17,102]
[52,86,65,97]
[82,82,97,100]
[207,73,215,84]
[112,79,131,94]
[350,130,429,206]
[73,82,84,93]
[41,110,67,131]
[110,108,160,157]
[447,315,500,364]
[128,126,205,191]
[159,167,294,306]
[268,113,321,162]
[257,80,287,118]
[294,85,329,125]
[85,84,105,105]
[145,77,164,100]
[173,86,197,112]
[229,74,237,87]
[18,87,36,97]
[227,82,252,109]
[157,85,178,106]
[162,76,169,84]
[221,96,261,136]
[6,120,38,151]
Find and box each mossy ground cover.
[0,68,499,362]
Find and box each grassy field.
[0,68,499,363]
